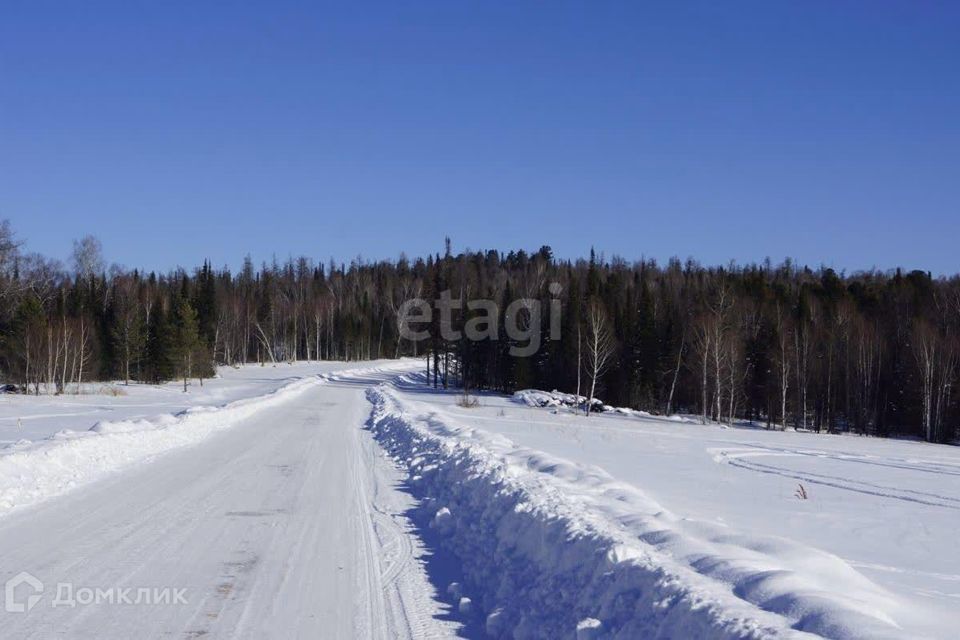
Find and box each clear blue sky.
[1,1,958,274]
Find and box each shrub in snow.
[457,389,480,408]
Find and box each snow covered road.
[0,366,453,639]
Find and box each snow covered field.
[1,362,957,638]
[366,373,960,639]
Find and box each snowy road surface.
[0,366,453,639]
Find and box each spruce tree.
[173,298,201,392]
[146,303,175,383]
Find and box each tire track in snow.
[351,423,391,640]
[373,501,415,589]
[715,448,960,509]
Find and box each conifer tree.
[173,298,201,392]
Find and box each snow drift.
[366,383,911,640]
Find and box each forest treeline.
[1,221,957,443]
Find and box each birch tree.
[584,300,614,417]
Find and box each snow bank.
[367,384,910,640]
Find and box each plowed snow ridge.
[363,379,911,640]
